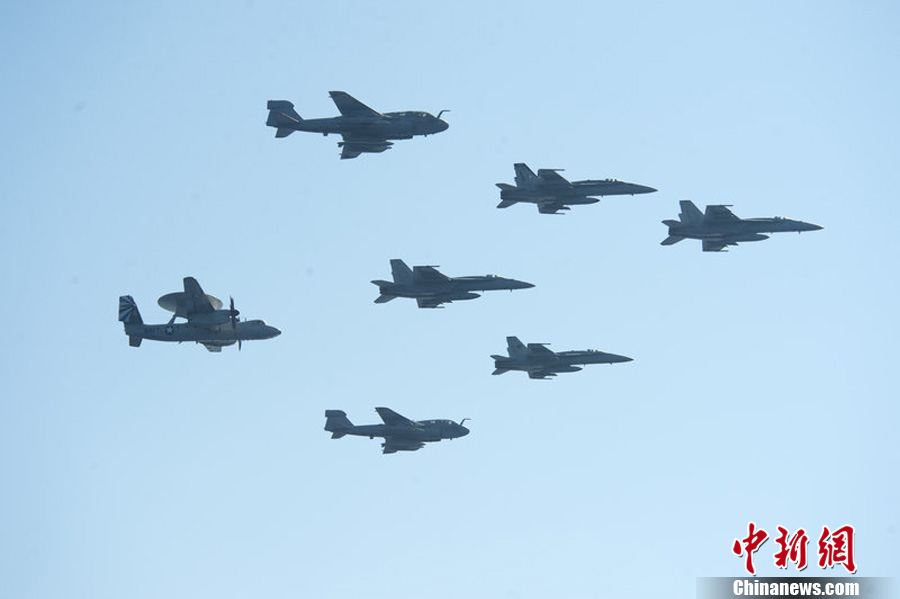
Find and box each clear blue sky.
[1,1,897,597]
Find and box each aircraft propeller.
[228,297,243,351]
[229,296,240,327]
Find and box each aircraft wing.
[702,239,731,252]
[337,136,393,159]
[704,204,740,223]
[538,202,567,214]
[412,265,450,284]
[382,437,426,454]
[527,369,556,380]
[182,277,219,315]
[526,343,557,358]
[416,297,446,309]
[375,407,415,427]
[536,169,571,188]
[329,91,381,117]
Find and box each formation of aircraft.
[661,200,824,252]
[371,259,534,309]
[115,92,828,454]
[266,91,449,159]
[324,407,470,454]
[118,277,281,352]
[495,163,657,214]
[491,336,633,379]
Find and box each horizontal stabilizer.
[374,294,396,304]
[325,409,354,436]
[662,220,681,227]
[661,235,685,246]
[496,183,516,191]
[496,199,517,209]
[266,100,302,133]
[492,368,510,376]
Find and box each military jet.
[495,163,657,214]
[265,91,449,159]
[118,277,281,352]
[371,259,534,309]
[661,200,824,252]
[491,336,633,379]
[324,407,470,454]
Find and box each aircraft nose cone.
[460,427,470,437]
[270,327,282,337]
[437,119,449,132]
[515,280,535,289]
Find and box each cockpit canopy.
[389,111,433,118]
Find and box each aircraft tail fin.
[506,336,527,359]
[513,163,537,187]
[325,410,354,439]
[118,295,143,325]
[266,100,302,135]
[661,235,685,246]
[389,259,413,285]
[678,200,703,224]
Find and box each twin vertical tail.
[118,295,143,347]
[678,200,703,224]
[324,410,354,439]
[266,100,303,138]
[513,163,538,187]
[389,259,413,285]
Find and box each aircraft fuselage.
[283,113,447,141]
[667,217,823,240]
[494,350,633,373]
[376,276,534,300]
[500,179,657,202]
[124,320,281,344]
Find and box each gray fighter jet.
[324,407,470,454]
[495,163,657,214]
[371,259,534,309]
[266,91,449,159]
[491,336,633,379]
[662,200,824,252]
[118,277,281,352]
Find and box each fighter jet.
[661,200,824,252]
[118,277,281,352]
[371,259,534,309]
[265,91,449,159]
[491,336,633,379]
[324,407,470,454]
[495,163,657,214]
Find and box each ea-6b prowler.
[324,407,470,454]
[491,336,633,379]
[662,200,823,252]
[118,277,281,352]
[372,259,534,309]
[495,163,657,214]
[266,91,449,159]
